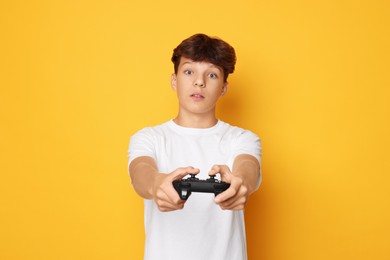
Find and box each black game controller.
[172,174,230,200]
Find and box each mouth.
[190,93,205,99]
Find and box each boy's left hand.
[208,165,249,210]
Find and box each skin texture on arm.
[129,156,199,212]
[129,156,159,200]
[209,154,260,210]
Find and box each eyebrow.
[181,61,222,72]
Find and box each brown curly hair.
[171,34,236,82]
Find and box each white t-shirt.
[128,120,261,260]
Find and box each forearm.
[129,156,162,200]
[129,157,200,211]
[232,154,261,195]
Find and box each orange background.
[1,0,389,259]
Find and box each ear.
[221,82,229,96]
[171,73,177,91]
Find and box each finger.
[156,180,186,204]
[208,164,228,175]
[214,185,238,203]
[218,194,247,210]
[166,188,186,205]
[220,201,246,211]
[172,166,200,180]
[209,165,232,182]
[220,191,248,210]
[157,202,185,212]
[155,188,184,208]
[208,164,221,176]
[160,181,188,205]
[157,197,185,211]
[215,175,245,201]
[156,200,183,211]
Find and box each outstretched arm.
[209,154,261,210]
[129,156,199,212]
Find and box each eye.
[184,70,193,75]
[208,73,218,79]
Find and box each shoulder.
[219,121,260,141]
[128,121,171,160]
[219,121,262,162]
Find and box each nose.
[194,76,205,88]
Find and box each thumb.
[171,166,200,181]
[209,165,232,183]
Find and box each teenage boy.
[128,33,262,260]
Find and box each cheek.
[175,86,187,99]
[208,83,225,96]
[208,90,223,103]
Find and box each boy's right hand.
[152,167,199,212]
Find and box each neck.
[173,112,218,128]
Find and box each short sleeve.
[127,128,157,167]
[231,130,262,164]
[231,129,262,189]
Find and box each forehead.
[179,57,222,71]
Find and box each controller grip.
[173,180,191,200]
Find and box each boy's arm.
[209,154,261,210]
[129,156,159,200]
[129,156,199,212]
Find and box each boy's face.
[171,57,228,117]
